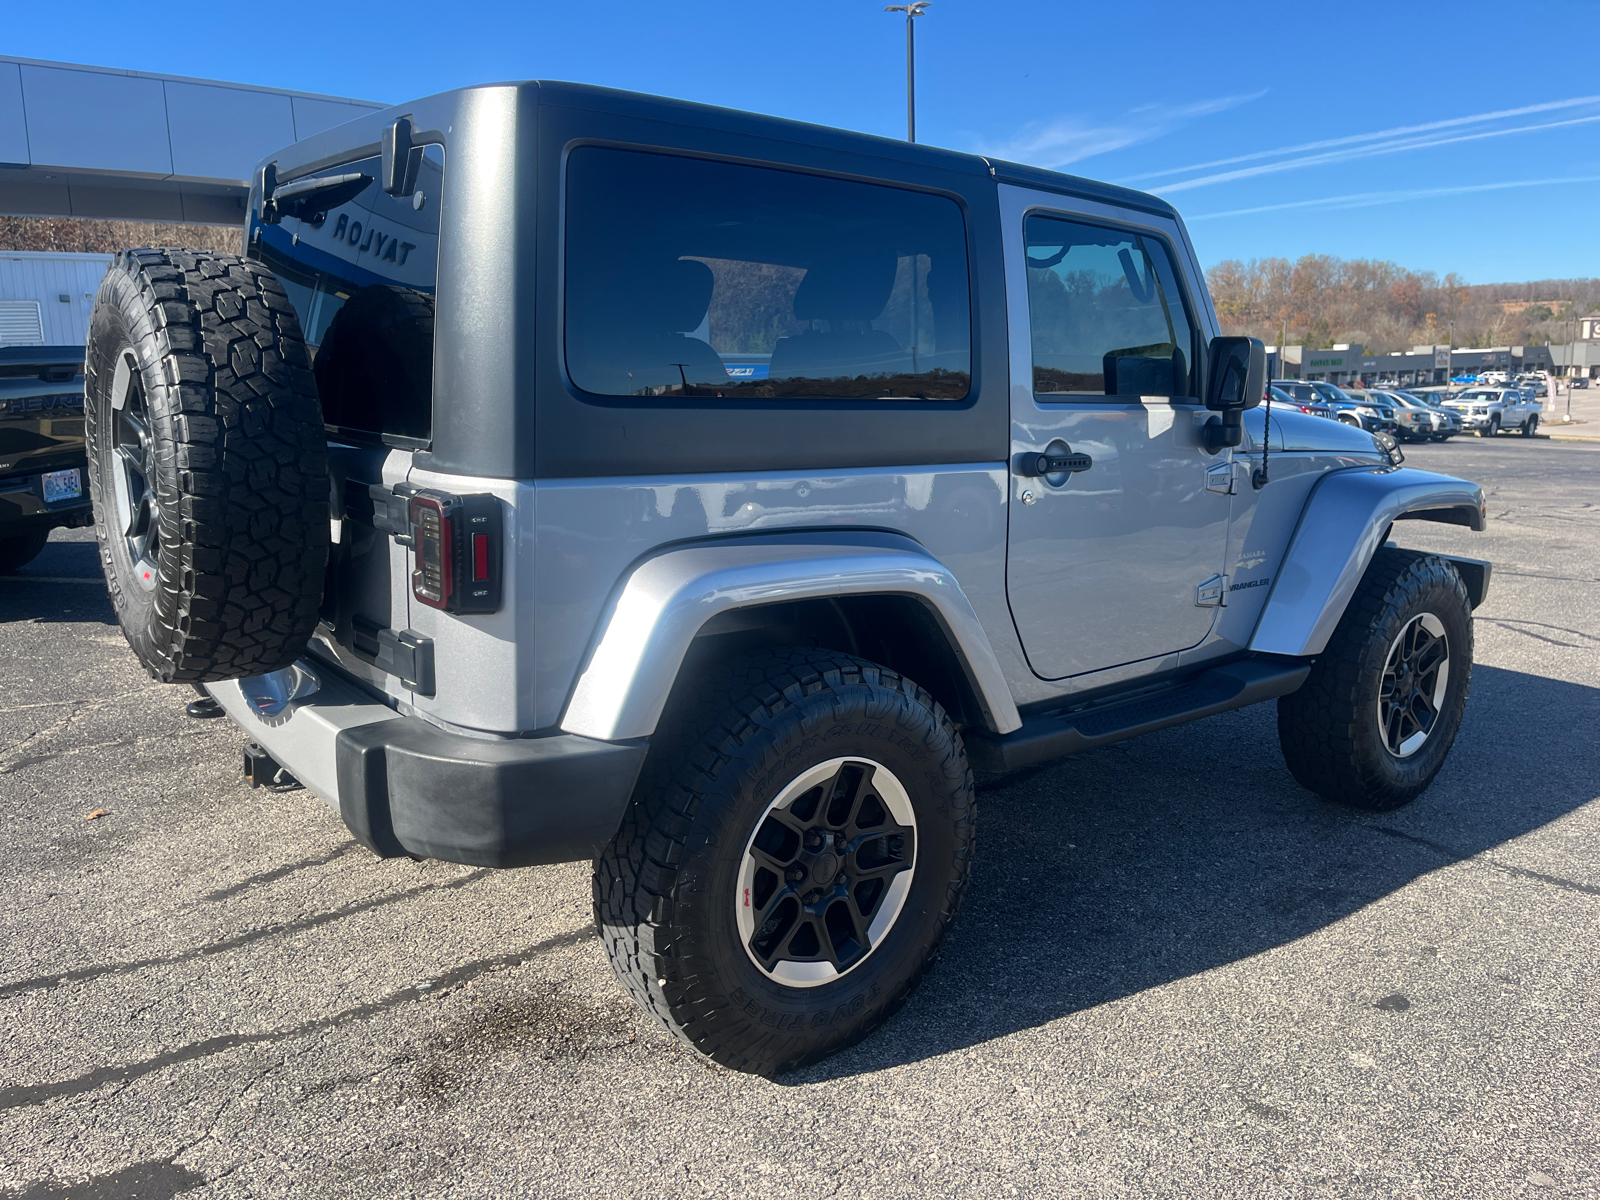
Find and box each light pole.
[884,2,930,142]
[1445,318,1452,394]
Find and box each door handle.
[1013,449,1093,477]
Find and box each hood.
[1245,406,1386,456]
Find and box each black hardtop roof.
[439,80,1177,216]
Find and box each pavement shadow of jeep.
[82,81,1494,1076]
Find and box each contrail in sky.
[1151,114,1600,194]
[1186,175,1600,221]
[1120,94,1600,184]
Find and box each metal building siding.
[0,252,112,345]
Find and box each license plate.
[42,468,81,505]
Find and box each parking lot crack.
[0,923,595,1110]
[1366,825,1600,898]
[1480,618,1600,647]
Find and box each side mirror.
[1202,336,1266,453]
[1206,336,1266,412]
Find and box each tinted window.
[250,148,442,446]
[564,148,971,400]
[1024,214,1195,399]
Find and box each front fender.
[559,532,1023,742]
[1250,467,1486,657]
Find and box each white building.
[0,251,112,346]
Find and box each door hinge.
[351,616,435,695]
[1195,573,1229,607]
[343,479,417,546]
[1205,462,1236,495]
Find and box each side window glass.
[1023,214,1195,400]
[564,148,971,401]
[249,147,443,447]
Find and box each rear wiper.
[263,172,371,224]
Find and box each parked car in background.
[1442,387,1540,437]
[1401,390,1465,441]
[1370,390,1449,442]
[1269,381,1330,417]
[1311,382,1397,433]
[0,346,94,573]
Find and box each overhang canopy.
[0,56,383,224]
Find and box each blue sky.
[9,0,1598,283]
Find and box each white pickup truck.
[1443,387,1541,437]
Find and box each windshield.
[1310,381,1354,403]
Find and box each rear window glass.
[250,148,442,447]
[563,147,971,401]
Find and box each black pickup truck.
[0,346,93,572]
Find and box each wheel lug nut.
[805,832,822,849]
[786,866,805,883]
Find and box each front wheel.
[1277,549,1472,811]
[594,648,974,1076]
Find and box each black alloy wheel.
[108,350,161,592]
[738,757,916,987]
[1377,612,1450,759]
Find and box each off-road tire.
[1277,548,1472,811]
[594,648,975,1076]
[85,248,328,683]
[0,530,49,574]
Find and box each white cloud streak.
[1120,94,1600,184]
[1186,175,1600,221]
[1151,113,1600,194]
[978,92,1265,168]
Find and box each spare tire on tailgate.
[85,248,329,683]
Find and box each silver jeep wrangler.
[83,81,1489,1076]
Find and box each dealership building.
[1270,342,1572,386]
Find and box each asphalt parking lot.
[1,435,1596,1200]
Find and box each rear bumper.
[0,468,92,534]
[206,669,647,868]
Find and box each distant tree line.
[1207,255,1600,353]
[0,216,239,255]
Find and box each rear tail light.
[407,489,503,614]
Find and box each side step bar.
[964,659,1311,774]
